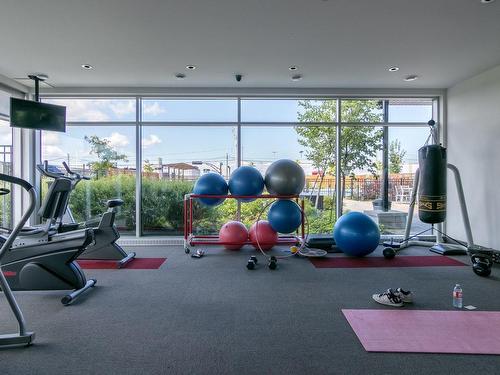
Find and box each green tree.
[389,139,407,174]
[84,135,128,178]
[295,100,383,203]
[143,159,155,173]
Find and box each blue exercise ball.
[228,166,264,202]
[193,173,228,206]
[267,199,302,234]
[333,212,380,257]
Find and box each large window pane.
[242,126,337,234]
[142,99,237,122]
[44,98,136,122]
[388,127,432,235]
[388,98,433,123]
[241,99,337,123]
[41,126,136,233]
[141,126,237,235]
[341,126,383,224]
[0,119,12,228]
[340,99,384,123]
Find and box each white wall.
[447,64,500,248]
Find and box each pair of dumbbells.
[246,256,278,270]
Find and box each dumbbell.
[268,256,278,270]
[246,256,258,270]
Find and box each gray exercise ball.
[265,159,305,195]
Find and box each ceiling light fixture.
[186,65,197,70]
[289,65,299,71]
[291,74,303,81]
[388,66,399,72]
[175,73,186,79]
[404,75,419,82]
[481,0,495,4]
[81,64,93,70]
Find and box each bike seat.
[107,199,124,208]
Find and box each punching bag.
[418,144,447,224]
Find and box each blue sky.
[42,99,432,173]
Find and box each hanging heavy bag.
[418,144,447,224]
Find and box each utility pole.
[158,157,163,179]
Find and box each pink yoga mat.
[310,256,466,268]
[343,309,500,355]
[77,258,167,270]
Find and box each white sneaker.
[395,288,413,303]
[372,289,404,307]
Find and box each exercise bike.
[0,172,96,306]
[38,161,136,268]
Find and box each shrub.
[68,175,337,235]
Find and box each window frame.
[39,94,440,237]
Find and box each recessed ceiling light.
[388,66,399,72]
[81,64,93,70]
[289,65,299,71]
[291,74,303,81]
[175,73,186,79]
[186,65,197,70]
[481,0,495,4]
[404,75,419,82]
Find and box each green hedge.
[68,175,336,234]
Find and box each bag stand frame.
[385,163,473,255]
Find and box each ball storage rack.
[183,194,305,254]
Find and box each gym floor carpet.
[1,245,499,375]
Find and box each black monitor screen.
[10,98,66,133]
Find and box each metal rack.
[183,194,305,253]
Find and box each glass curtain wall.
[39,95,437,237]
[141,99,238,235]
[241,99,338,234]
[41,98,137,233]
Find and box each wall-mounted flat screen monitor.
[10,98,66,132]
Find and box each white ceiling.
[1,0,500,89]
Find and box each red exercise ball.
[219,221,249,250]
[249,220,278,250]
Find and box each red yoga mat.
[310,255,466,268]
[343,309,500,355]
[77,258,167,270]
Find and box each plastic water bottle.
[453,284,463,309]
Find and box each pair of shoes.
[372,288,413,307]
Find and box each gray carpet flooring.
[1,245,500,375]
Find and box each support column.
[335,99,342,220]
[382,100,390,212]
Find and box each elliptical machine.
[0,172,96,306]
[38,161,136,268]
[0,174,35,347]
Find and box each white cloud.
[109,100,135,117]
[46,99,110,122]
[43,132,60,146]
[143,102,166,117]
[43,145,66,160]
[142,134,162,148]
[105,132,130,148]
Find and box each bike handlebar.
[38,160,91,182]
